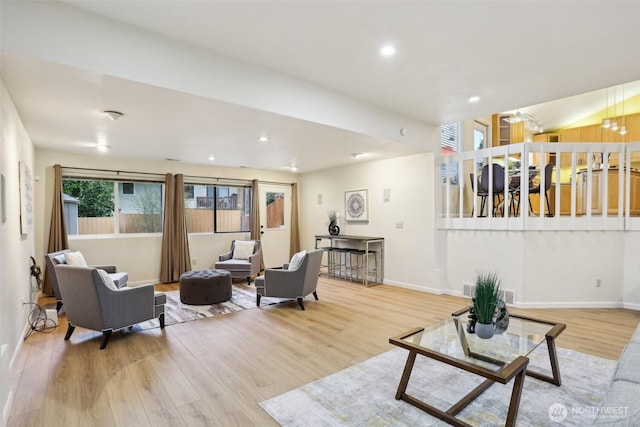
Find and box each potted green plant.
[473,271,501,339]
[328,210,340,235]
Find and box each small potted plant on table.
[473,271,501,339]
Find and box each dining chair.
[480,164,506,216]
[469,173,489,217]
[528,163,554,216]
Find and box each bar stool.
[329,248,349,279]
[348,249,378,283]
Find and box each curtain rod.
[60,166,293,186]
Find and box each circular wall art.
[345,189,368,221]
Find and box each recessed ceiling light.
[208,155,215,161]
[96,144,110,153]
[352,153,365,159]
[258,136,269,142]
[467,95,480,103]
[379,44,396,57]
[103,110,124,121]
[290,165,298,172]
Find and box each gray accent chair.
[46,249,128,312]
[214,240,262,285]
[54,265,165,349]
[254,249,322,310]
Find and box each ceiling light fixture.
[96,144,110,153]
[619,84,627,136]
[380,44,396,57]
[258,136,269,142]
[290,165,298,172]
[467,95,480,103]
[208,155,215,161]
[352,153,365,159]
[602,88,611,129]
[103,110,124,121]
[610,87,619,132]
[502,111,535,124]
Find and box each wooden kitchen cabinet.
[531,133,559,166]
[576,168,640,216]
[559,128,587,167]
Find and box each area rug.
[260,345,619,426]
[138,286,288,330]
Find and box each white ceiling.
[2,1,640,173]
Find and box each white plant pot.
[475,322,494,339]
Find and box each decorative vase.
[466,305,477,334]
[328,222,340,235]
[493,299,509,334]
[475,322,494,339]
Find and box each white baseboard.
[382,281,637,311]
[3,389,15,427]
[383,280,463,298]
[623,301,640,311]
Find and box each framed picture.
[19,161,33,234]
[1,173,6,224]
[345,189,368,222]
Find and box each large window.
[184,184,251,233]
[63,178,163,235]
[441,122,462,185]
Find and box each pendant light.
[602,88,611,128]
[619,84,628,136]
[610,87,619,132]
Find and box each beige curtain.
[290,183,300,257]
[159,173,175,283]
[160,174,192,283]
[173,174,191,278]
[43,164,69,296]
[250,179,265,271]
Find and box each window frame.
[184,183,252,234]
[62,177,165,238]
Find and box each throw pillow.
[232,241,255,260]
[288,250,307,271]
[65,251,88,267]
[97,269,118,291]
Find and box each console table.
[315,234,384,287]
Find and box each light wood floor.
[8,277,640,427]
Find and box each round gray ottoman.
[179,269,232,305]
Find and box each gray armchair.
[255,249,322,310]
[54,265,165,349]
[46,249,128,312]
[214,240,262,285]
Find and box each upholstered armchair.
[254,249,322,310]
[214,240,262,285]
[46,249,128,312]
[54,265,165,349]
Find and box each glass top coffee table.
[388,307,566,427]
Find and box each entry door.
[259,184,291,268]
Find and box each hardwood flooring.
[8,277,640,426]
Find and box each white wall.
[443,229,639,308]
[623,232,640,310]
[0,79,35,426]
[35,149,296,285]
[298,152,439,291]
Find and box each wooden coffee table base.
[394,348,529,427]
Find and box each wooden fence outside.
[78,209,246,234]
[267,197,284,228]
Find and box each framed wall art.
[345,189,368,222]
[19,161,33,234]
[1,173,6,224]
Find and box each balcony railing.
[437,142,640,231]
